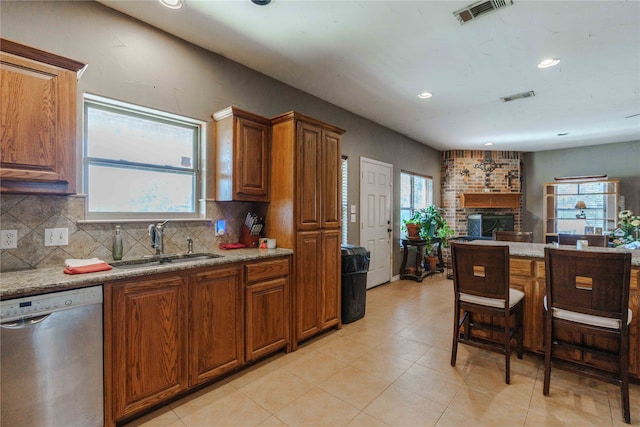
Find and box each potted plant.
[402,210,423,239]
[418,206,455,270]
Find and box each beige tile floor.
[125,276,639,427]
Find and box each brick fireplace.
[440,150,523,237]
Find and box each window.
[341,156,348,245]
[84,94,204,221]
[554,181,616,232]
[400,171,433,238]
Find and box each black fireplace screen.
[467,214,514,237]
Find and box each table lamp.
[575,201,587,219]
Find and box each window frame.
[400,170,433,239]
[82,93,206,222]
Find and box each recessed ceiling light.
[418,92,432,99]
[537,58,560,69]
[557,132,569,136]
[484,142,494,146]
[159,0,183,9]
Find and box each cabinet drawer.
[510,258,535,277]
[246,258,289,283]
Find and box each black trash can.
[340,244,370,324]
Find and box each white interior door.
[360,157,392,289]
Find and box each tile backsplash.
[0,194,252,272]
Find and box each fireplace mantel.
[459,192,521,208]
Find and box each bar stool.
[450,243,524,384]
[543,247,632,423]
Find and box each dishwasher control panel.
[0,285,103,323]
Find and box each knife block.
[240,225,260,248]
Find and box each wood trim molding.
[459,192,521,208]
[1,38,86,73]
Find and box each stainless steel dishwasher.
[1,285,103,427]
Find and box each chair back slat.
[451,243,509,301]
[557,234,609,247]
[544,248,631,320]
[494,231,533,243]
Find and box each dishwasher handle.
[0,314,50,329]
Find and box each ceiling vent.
[454,0,514,24]
[500,90,535,102]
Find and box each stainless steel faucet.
[148,220,169,255]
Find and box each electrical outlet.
[0,230,18,249]
[44,228,69,246]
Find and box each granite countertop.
[0,248,293,299]
[460,240,640,266]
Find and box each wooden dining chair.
[493,230,533,243]
[557,233,609,247]
[543,247,632,423]
[450,243,524,384]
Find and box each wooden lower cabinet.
[295,230,341,343]
[105,256,291,426]
[245,257,291,361]
[104,273,189,426]
[189,266,243,386]
[320,229,341,329]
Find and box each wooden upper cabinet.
[212,106,270,202]
[296,121,322,229]
[1,38,86,195]
[295,120,343,230]
[321,130,342,229]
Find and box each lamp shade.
[575,201,587,209]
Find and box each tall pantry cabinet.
[266,112,344,348]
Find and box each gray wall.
[522,140,640,242]
[1,1,440,276]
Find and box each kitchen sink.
[110,253,223,269]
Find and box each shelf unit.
[543,179,618,242]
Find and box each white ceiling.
[98,0,640,152]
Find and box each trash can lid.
[341,244,370,256]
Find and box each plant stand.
[400,238,444,282]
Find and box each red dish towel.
[219,243,246,250]
[64,262,113,274]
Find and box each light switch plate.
[215,220,226,236]
[45,228,69,246]
[0,230,18,249]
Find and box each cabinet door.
[296,230,322,341]
[0,53,77,194]
[320,229,342,328]
[246,277,290,361]
[296,122,322,230]
[107,274,188,422]
[189,266,243,386]
[235,116,269,201]
[321,130,342,229]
